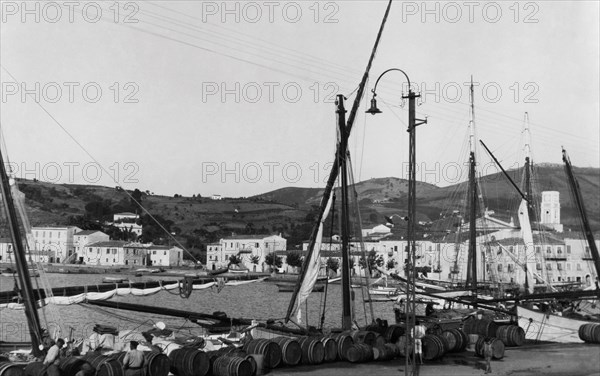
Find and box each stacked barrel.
[475,337,505,360]
[579,323,600,343]
[1,362,25,376]
[496,325,525,347]
[441,329,468,353]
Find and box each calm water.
[0,274,397,342]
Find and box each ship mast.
[0,147,44,356]
[465,78,479,300]
[522,112,535,221]
[562,148,600,282]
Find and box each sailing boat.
[515,148,600,343]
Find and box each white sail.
[291,191,334,323]
[518,199,537,294]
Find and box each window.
[164,251,166,255]
[509,246,514,253]
[567,245,571,254]
[106,250,110,254]
[546,247,551,254]
[566,263,571,271]
[153,251,156,255]
[43,231,46,237]
[535,246,541,254]
[558,276,562,282]
[255,243,259,247]
[106,258,108,262]
[507,264,514,273]
[577,263,582,271]
[546,263,552,270]
[557,263,563,270]
[536,263,542,270]
[497,264,503,272]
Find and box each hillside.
[5,164,599,259]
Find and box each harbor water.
[0,273,397,343]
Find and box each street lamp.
[366,68,427,375]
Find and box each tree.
[250,255,260,265]
[326,257,339,274]
[131,188,143,207]
[359,250,384,275]
[228,255,242,266]
[264,253,282,272]
[286,251,303,271]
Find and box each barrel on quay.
[296,337,325,365]
[441,329,468,352]
[475,337,505,360]
[83,352,124,376]
[496,325,525,347]
[463,318,498,338]
[345,343,373,363]
[0,362,25,376]
[320,337,338,362]
[331,333,354,361]
[212,356,253,376]
[168,348,210,376]
[59,357,93,376]
[244,339,282,369]
[271,337,301,366]
[422,334,448,361]
[578,323,600,344]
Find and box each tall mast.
[337,95,353,330]
[284,0,393,324]
[0,148,43,356]
[522,112,535,221]
[465,77,478,300]
[562,148,600,282]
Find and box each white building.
[31,226,81,263]
[541,191,563,232]
[112,212,142,238]
[207,234,287,272]
[147,245,183,267]
[82,240,130,266]
[73,230,110,263]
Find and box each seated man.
[122,341,146,376]
[43,338,65,376]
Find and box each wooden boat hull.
[517,305,596,343]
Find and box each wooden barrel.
[243,339,281,369]
[496,325,525,347]
[212,356,252,376]
[373,335,386,347]
[345,343,373,363]
[579,323,600,344]
[320,337,338,362]
[350,331,377,346]
[271,337,301,366]
[331,333,353,361]
[372,344,396,361]
[475,337,505,360]
[168,348,210,376]
[384,325,405,344]
[84,352,124,376]
[296,337,324,365]
[23,362,44,376]
[247,354,263,376]
[60,357,92,376]
[396,335,413,357]
[0,362,25,376]
[476,319,498,337]
[441,329,468,352]
[143,352,170,376]
[422,334,447,361]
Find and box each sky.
[0,0,598,197]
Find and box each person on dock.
[42,338,64,376]
[483,338,493,374]
[122,341,146,376]
[412,320,426,365]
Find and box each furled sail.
[518,199,536,294]
[290,191,334,323]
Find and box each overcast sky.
[1,1,598,197]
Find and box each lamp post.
[366,69,427,375]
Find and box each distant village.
[0,191,597,288]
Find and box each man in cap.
[122,341,145,376]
